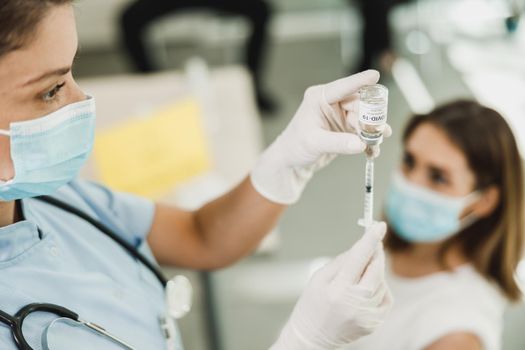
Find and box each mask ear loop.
[458,191,483,230]
[459,212,479,230]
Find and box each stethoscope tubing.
[0,303,79,350]
[35,195,168,287]
[0,195,171,350]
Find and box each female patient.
[347,100,523,350]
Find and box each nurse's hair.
[0,0,73,58]
[386,100,524,302]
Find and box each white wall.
[73,0,355,51]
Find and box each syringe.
[364,153,374,226]
[357,84,388,229]
[359,146,376,228]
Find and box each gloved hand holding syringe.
[357,84,389,228]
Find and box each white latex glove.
[251,70,391,204]
[270,222,393,350]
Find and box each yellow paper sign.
[94,98,211,199]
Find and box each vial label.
[359,102,387,125]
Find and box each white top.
[343,256,507,350]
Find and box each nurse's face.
[0,4,84,181]
[401,122,476,197]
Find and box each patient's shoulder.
[425,332,482,350]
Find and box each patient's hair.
[386,100,524,301]
[0,0,73,58]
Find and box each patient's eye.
[429,167,449,185]
[402,152,415,170]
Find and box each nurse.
[0,1,392,349]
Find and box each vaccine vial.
[358,84,388,146]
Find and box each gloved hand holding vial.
[357,84,389,228]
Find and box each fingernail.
[375,222,387,240]
[362,69,380,80]
[355,140,366,152]
[346,138,366,153]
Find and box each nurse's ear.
[465,185,500,219]
[0,137,14,181]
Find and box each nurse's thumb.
[337,222,386,284]
[317,130,366,155]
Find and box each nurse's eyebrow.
[22,66,71,86]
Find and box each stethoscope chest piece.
[165,275,193,320]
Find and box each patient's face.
[402,122,476,197]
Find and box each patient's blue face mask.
[0,96,95,201]
[385,171,478,243]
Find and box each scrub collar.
[0,199,42,264]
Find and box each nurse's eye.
[402,152,415,170]
[42,82,66,103]
[429,167,448,185]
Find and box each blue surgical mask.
[0,96,96,201]
[385,171,478,242]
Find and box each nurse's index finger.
[338,222,386,284]
[323,70,380,104]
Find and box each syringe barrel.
[363,158,374,226]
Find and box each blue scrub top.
[0,180,183,350]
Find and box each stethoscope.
[0,195,193,350]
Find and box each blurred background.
[72,0,525,349]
